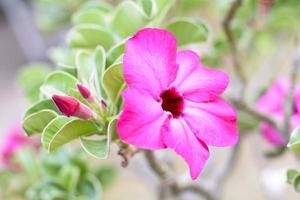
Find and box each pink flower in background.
[0,123,37,168]
[257,78,300,146]
[117,28,238,179]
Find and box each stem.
[223,0,247,88]
[283,40,300,139]
[144,151,214,200]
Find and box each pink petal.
[183,98,238,147]
[261,122,285,146]
[292,115,300,129]
[123,28,178,98]
[117,88,167,149]
[161,118,209,180]
[294,87,300,113]
[171,50,229,102]
[256,77,290,113]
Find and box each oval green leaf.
[40,71,77,97]
[166,17,209,46]
[67,24,115,50]
[102,63,125,106]
[288,126,300,154]
[111,1,148,38]
[23,109,58,136]
[47,118,100,152]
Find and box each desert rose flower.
[0,123,37,168]
[257,78,300,146]
[52,95,93,120]
[117,28,238,179]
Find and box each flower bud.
[77,83,91,99]
[52,95,93,120]
[101,99,107,109]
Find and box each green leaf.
[58,166,80,193]
[40,71,77,97]
[106,41,125,67]
[48,47,76,66]
[81,174,103,200]
[287,169,299,184]
[42,116,100,152]
[75,46,106,96]
[81,1,113,13]
[102,63,125,106]
[80,117,117,159]
[80,137,110,159]
[42,116,72,149]
[111,1,148,38]
[24,99,59,118]
[96,165,117,189]
[18,64,51,102]
[149,0,175,25]
[67,24,115,50]
[23,110,58,136]
[294,175,300,192]
[108,117,118,140]
[288,126,300,154]
[138,0,155,18]
[72,9,106,26]
[166,17,209,46]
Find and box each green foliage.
[166,17,209,46]
[102,63,125,107]
[43,117,100,152]
[287,169,300,193]
[18,64,51,102]
[0,147,116,199]
[288,126,300,154]
[41,71,77,97]
[67,24,115,50]
[33,0,87,32]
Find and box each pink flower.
[52,95,93,120]
[0,123,37,168]
[117,28,238,179]
[257,78,300,146]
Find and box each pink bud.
[52,95,93,120]
[101,99,107,109]
[77,83,91,99]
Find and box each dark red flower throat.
[160,88,183,118]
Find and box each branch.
[223,0,247,87]
[283,41,300,138]
[144,151,167,179]
[230,97,280,129]
[144,151,214,200]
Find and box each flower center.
[160,88,183,118]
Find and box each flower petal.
[117,88,167,149]
[161,118,209,180]
[123,28,178,98]
[183,98,238,147]
[256,77,290,113]
[261,122,285,146]
[171,50,228,102]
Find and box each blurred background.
[1,0,300,199]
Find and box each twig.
[230,98,280,130]
[212,136,242,199]
[144,151,214,200]
[144,151,167,179]
[283,41,300,137]
[222,0,247,88]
